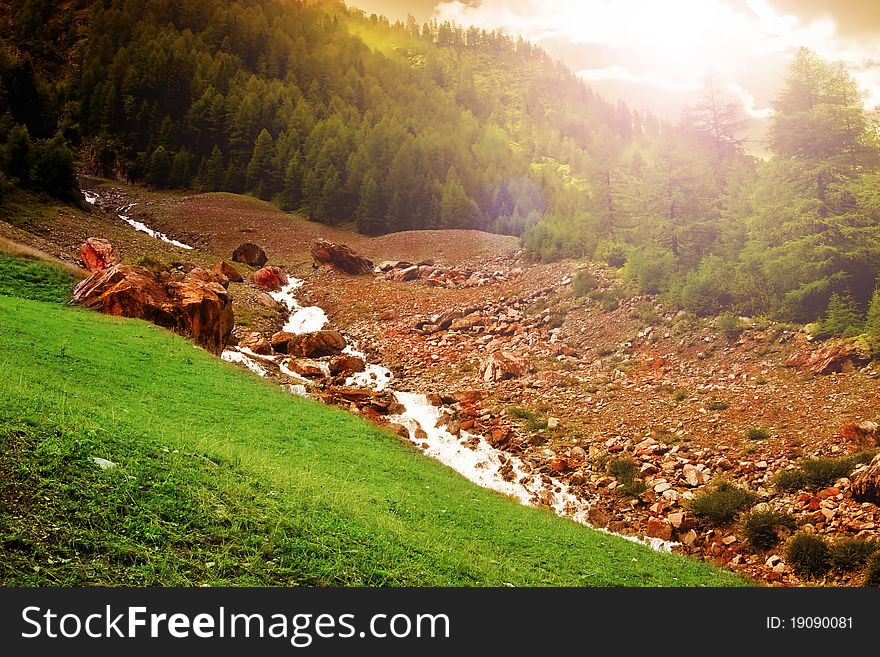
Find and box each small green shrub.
[617,478,647,498]
[747,426,771,440]
[506,407,537,421]
[775,469,805,492]
[786,533,831,579]
[623,246,676,295]
[135,255,167,272]
[865,555,880,587]
[717,313,742,338]
[800,457,857,488]
[607,457,646,498]
[589,289,622,312]
[707,399,729,411]
[594,240,629,268]
[830,539,877,573]
[632,301,662,326]
[607,458,638,482]
[675,255,735,316]
[691,482,757,526]
[505,407,547,432]
[573,271,598,297]
[742,510,797,550]
[673,388,688,402]
[544,313,565,329]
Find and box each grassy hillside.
[0,258,747,586]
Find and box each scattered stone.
[92,457,116,470]
[240,332,272,355]
[271,330,347,357]
[480,351,526,382]
[311,239,373,275]
[645,517,673,541]
[839,420,880,447]
[287,358,328,378]
[80,238,119,272]
[253,266,287,291]
[329,355,366,376]
[213,260,243,283]
[232,242,268,267]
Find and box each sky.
[350,1,880,147]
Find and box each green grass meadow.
[0,255,748,586]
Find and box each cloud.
[432,0,880,113]
[725,82,773,119]
[578,66,697,94]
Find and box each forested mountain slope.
[2,0,880,327]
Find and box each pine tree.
[356,172,385,234]
[866,289,880,337]
[246,129,277,199]
[194,145,224,192]
[439,167,479,228]
[820,292,863,338]
[146,145,172,187]
[683,72,747,162]
[32,133,79,200]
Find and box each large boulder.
[286,358,329,378]
[329,354,366,376]
[186,266,229,288]
[785,339,863,374]
[852,454,880,505]
[72,264,233,355]
[253,266,287,291]
[232,242,268,267]
[80,238,119,272]
[480,351,526,382]
[213,260,243,283]
[311,239,373,275]
[271,330,346,357]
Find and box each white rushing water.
[82,191,193,249]
[220,267,678,552]
[269,279,329,334]
[116,203,194,250]
[221,349,268,377]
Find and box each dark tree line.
[2,1,878,330]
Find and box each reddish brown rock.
[186,267,229,288]
[232,242,268,267]
[839,420,880,447]
[645,517,673,541]
[271,330,346,357]
[489,427,511,448]
[253,266,287,291]
[80,238,119,272]
[852,454,880,505]
[784,340,861,374]
[390,265,420,282]
[452,390,484,404]
[213,260,243,283]
[311,239,373,275]
[287,358,328,378]
[329,354,366,376]
[72,264,233,354]
[480,350,526,382]
[240,332,272,355]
